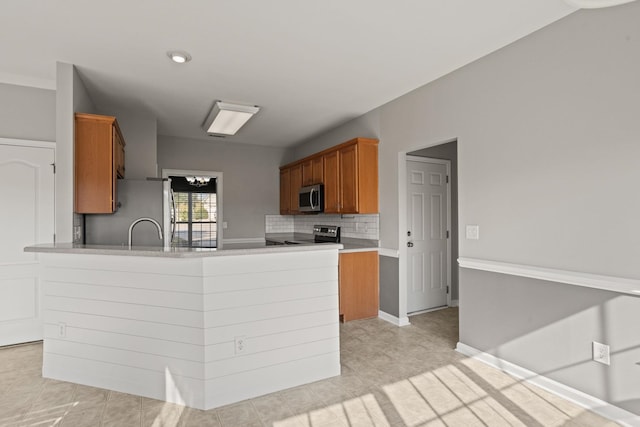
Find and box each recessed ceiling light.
[167,51,192,64]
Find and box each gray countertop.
[265,233,379,253]
[25,242,342,258]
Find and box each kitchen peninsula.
[25,243,342,410]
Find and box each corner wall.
[293,3,640,415]
[56,63,97,243]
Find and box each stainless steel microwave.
[299,184,324,213]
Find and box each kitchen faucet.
[128,217,163,248]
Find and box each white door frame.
[405,155,452,313]
[162,168,223,246]
[398,138,456,324]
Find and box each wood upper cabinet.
[339,251,379,322]
[114,128,125,178]
[74,113,126,214]
[340,138,378,214]
[279,137,378,215]
[312,156,323,184]
[301,159,314,186]
[279,168,291,214]
[323,150,340,214]
[302,156,323,186]
[289,163,303,213]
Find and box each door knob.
[407,242,414,247]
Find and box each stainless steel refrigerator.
[84,179,172,247]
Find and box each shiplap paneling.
[40,249,340,410]
[204,309,338,344]
[204,352,340,408]
[43,353,206,408]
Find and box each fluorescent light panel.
[203,101,260,135]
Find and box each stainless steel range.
[282,225,341,245]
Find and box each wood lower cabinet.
[339,251,379,322]
[74,113,126,214]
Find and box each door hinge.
[53,233,56,243]
[446,230,449,239]
[446,175,449,184]
[446,286,449,294]
[51,163,56,173]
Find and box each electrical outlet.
[592,341,610,365]
[58,322,67,338]
[234,336,246,354]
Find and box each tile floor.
[0,308,619,426]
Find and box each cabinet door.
[323,150,340,213]
[311,156,323,184]
[301,159,314,186]
[74,116,115,213]
[114,128,125,178]
[289,164,303,213]
[339,251,379,322]
[279,168,291,214]
[339,144,358,213]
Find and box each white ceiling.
[0,0,576,148]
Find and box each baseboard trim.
[378,310,410,326]
[455,342,640,427]
[378,248,399,258]
[450,299,459,307]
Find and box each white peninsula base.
[35,247,340,410]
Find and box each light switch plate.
[466,225,480,240]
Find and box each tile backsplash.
[266,214,379,240]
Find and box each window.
[170,176,217,248]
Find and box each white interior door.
[0,141,54,346]
[406,156,450,313]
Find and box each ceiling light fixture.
[167,51,192,64]
[186,176,210,187]
[564,0,637,8]
[202,101,260,136]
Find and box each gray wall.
[97,107,158,179]
[409,141,459,301]
[379,256,399,317]
[460,269,640,415]
[292,2,640,414]
[0,83,55,142]
[157,135,288,239]
[56,63,97,243]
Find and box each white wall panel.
[204,295,338,328]
[204,353,340,409]
[203,267,336,293]
[39,249,340,410]
[46,282,203,311]
[44,310,203,345]
[205,324,338,362]
[204,309,338,344]
[44,295,204,327]
[45,268,203,293]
